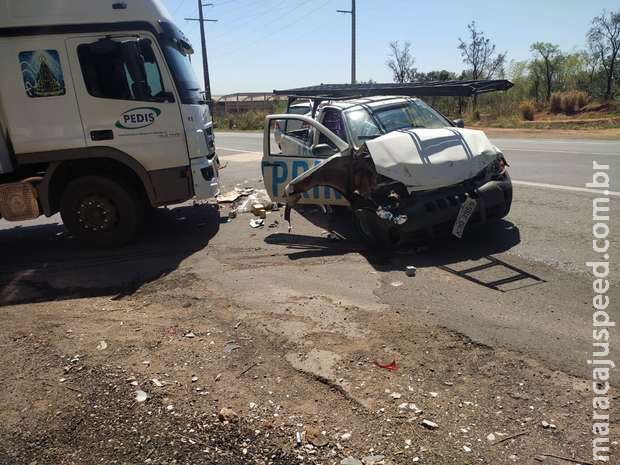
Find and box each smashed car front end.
[284,126,513,246]
[361,158,512,243]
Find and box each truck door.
[262,115,350,206]
[65,35,188,174]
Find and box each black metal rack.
[274,80,513,99]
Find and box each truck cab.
[0,0,219,246]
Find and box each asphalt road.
[216,131,620,191]
[0,131,618,385]
[213,131,620,383]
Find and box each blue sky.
[162,0,618,95]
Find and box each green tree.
[386,41,417,83]
[457,21,506,80]
[587,10,620,100]
[530,42,563,101]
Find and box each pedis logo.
[115,107,161,129]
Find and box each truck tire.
[60,175,144,247]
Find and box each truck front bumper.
[190,156,220,200]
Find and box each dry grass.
[518,101,536,121]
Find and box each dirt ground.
[0,203,618,465]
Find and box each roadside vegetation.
[386,10,620,129]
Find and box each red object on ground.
[374,360,398,371]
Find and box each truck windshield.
[163,44,203,105]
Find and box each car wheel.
[60,175,145,247]
[352,205,398,251]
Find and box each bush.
[518,101,536,121]
[550,92,563,113]
[563,92,579,114]
[214,110,268,130]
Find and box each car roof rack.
[274,80,514,99]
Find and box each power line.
[212,0,330,58]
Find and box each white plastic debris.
[463,445,472,453]
[135,390,148,403]
[421,419,439,430]
[96,340,108,351]
[151,379,164,387]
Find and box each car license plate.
[452,197,478,238]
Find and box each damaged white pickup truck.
[261,82,513,248]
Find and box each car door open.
[262,114,350,206]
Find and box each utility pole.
[185,2,217,106]
[337,0,356,84]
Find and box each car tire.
[60,175,145,247]
[352,205,398,251]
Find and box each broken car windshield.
[345,100,452,147]
[373,100,449,133]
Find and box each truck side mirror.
[453,119,465,128]
[121,40,150,100]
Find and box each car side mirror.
[312,144,336,157]
[453,119,465,128]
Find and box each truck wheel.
[60,175,144,247]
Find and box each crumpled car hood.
[365,127,501,191]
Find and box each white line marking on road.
[513,180,620,196]
[501,148,618,156]
[217,146,261,153]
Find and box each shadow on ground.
[264,207,537,290]
[0,204,221,306]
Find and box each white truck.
[0,0,220,246]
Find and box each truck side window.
[77,40,165,102]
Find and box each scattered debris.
[340,432,352,441]
[389,391,402,400]
[228,208,237,219]
[217,191,241,203]
[421,419,439,430]
[294,431,303,448]
[134,390,148,403]
[405,265,417,277]
[486,433,496,442]
[492,430,529,445]
[250,218,265,229]
[463,445,472,453]
[223,342,241,353]
[429,392,438,398]
[541,420,557,429]
[374,360,398,372]
[151,379,164,387]
[96,340,107,351]
[268,220,279,229]
[191,375,199,383]
[251,203,267,218]
[541,453,595,465]
[390,281,404,287]
[340,457,362,465]
[184,332,196,339]
[218,407,238,423]
[362,455,385,465]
